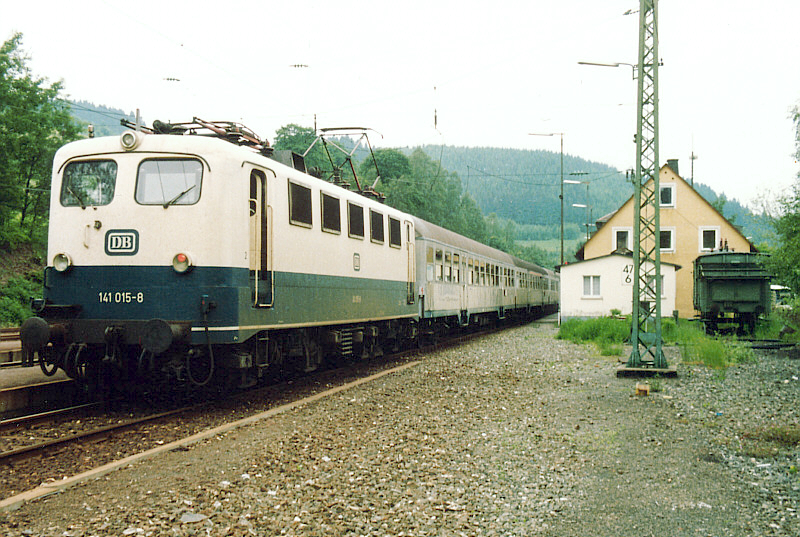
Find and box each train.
[693,251,771,335]
[20,119,559,392]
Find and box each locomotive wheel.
[73,350,101,393]
[38,345,62,377]
[302,331,322,373]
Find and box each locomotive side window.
[348,202,364,239]
[288,180,313,227]
[370,209,384,244]
[136,159,202,206]
[321,192,341,234]
[61,160,118,207]
[389,216,401,248]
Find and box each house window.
[699,227,719,252]
[289,180,313,227]
[347,202,364,239]
[583,275,601,297]
[659,184,675,207]
[659,228,675,252]
[613,227,632,251]
[321,192,341,234]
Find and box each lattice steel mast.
[627,0,667,369]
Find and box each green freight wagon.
[693,251,771,335]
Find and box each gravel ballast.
[1,321,798,536]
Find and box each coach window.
[426,247,435,281]
[370,209,384,244]
[321,192,341,234]
[467,259,474,285]
[62,160,118,207]
[435,249,443,281]
[136,159,202,206]
[453,253,461,283]
[389,217,402,248]
[444,252,452,282]
[288,180,313,227]
[348,202,364,239]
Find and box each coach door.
[249,168,273,307]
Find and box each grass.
[739,424,800,459]
[557,315,757,369]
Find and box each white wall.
[560,255,677,320]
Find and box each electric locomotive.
[21,119,418,390]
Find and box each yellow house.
[581,161,756,318]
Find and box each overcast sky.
[4,0,799,208]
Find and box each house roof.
[561,250,681,270]
[578,163,757,256]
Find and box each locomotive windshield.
[61,160,118,207]
[135,158,202,206]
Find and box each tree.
[0,32,80,245]
[769,103,800,292]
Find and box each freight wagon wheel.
[38,345,62,376]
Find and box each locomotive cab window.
[62,160,118,207]
[321,192,341,234]
[348,202,364,239]
[288,180,313,227]
[135,159,202,206]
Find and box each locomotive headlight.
[53,252,73,272]
[172,252,194,273]
[120,130,142,150]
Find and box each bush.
[0,275,40,327]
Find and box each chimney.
[666,159,679,176]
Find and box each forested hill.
[413,145,774,248]
[414,145,631,228]
[69,101,137,137]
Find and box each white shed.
[559,252,680,321]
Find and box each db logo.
[105,230,139,256]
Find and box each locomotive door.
[405,221,415,304]
[249,168,273,307]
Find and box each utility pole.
[624,0,670,373]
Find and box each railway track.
[0,319,542,506]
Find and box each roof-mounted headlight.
[53,252,73,272]
[172,252,194,274]
[120,130,142,151]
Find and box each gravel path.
[1,321,798,536]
